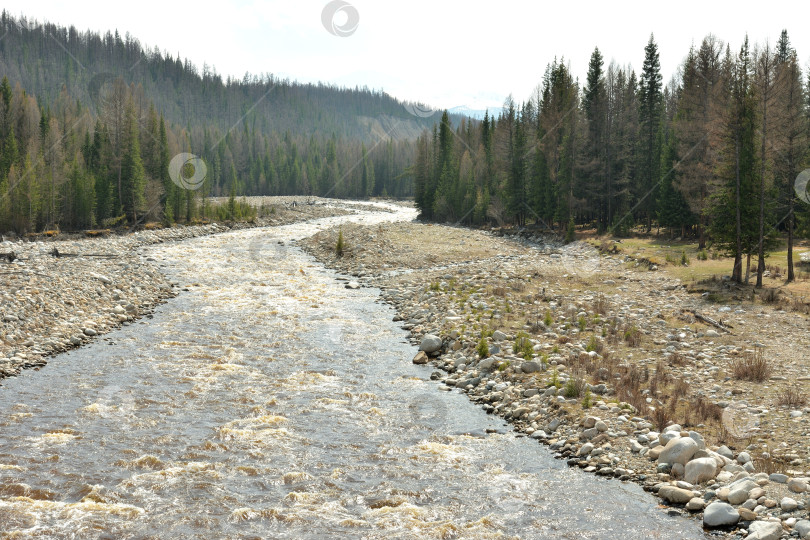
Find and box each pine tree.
[772,32,807,282]
[710,37,760,283]
[433,110,457,221]
[507,105,529,226]
[120,102,146,223]
[674,37,722,248]
[638,35,663,232]
[583,47,609,230]
[657,133,694,236]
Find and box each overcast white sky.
[3,0,808,111]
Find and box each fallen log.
[683,309,734,334]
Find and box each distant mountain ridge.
[0,11,450,144]
[447,106,491,120]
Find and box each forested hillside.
[0,12,430,233]
[414,32,810,284]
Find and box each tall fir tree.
[638,34,663,232]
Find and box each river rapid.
[0,202,708,539]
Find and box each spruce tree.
[710,37,760,283]
[638,34,663,232]
[120,103,146,224]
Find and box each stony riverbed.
[300,220,810,539]
[0,198,350,379]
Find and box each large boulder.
[477,357,497,371]
[657,437,699,465]
[744,521,783,540]
[658,485,693,505]
[520,361,542,373]
[684,457,718,485]
[703,502,740,528]
[419,334,443,353]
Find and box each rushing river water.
[0,203,708,539]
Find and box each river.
[0,202,707,539]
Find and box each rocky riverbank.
[0,198,351,380]
[300,220,810,539]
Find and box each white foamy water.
[0,202,707,538]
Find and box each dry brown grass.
[491,285,507,297]
[731,349,771,382]
[623,325,642,347]
[753,450,787,475]
[694,396,723,424]
[592,293,609,315]
[776,385,807,408]
[760,287,779,304]
[652,405,671,432]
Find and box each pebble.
[781,497,799,511]
[744,520,782,540]
[788,478,808,493]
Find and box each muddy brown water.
[0,203,708,538]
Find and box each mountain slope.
[0,12,440,144]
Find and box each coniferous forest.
[2,12,810,287]
[414,32,810,284]
[0,12,429,232]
